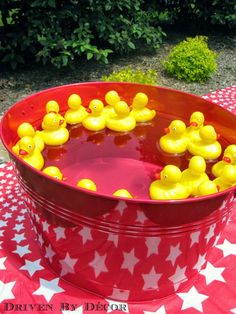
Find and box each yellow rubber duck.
[113,189,133,198]
[64,94,88,125]
[180,156,209,196]
[185,111,205,141]
[149,165,189,200]
[77,179,97,191]
[106,101,136,132]
[159,120,188,154]
[131,92,156,123]
[17,136,44,170]
[195,180,218,197]
[42,100,66,128]
[103,90,121,118]
[12,122,45,154]
[82,99,106,132]
[213,165,236,191]
[212,144,236,177]
[42,166,63,180]
[37,113,69,146]
[188,125,222,160]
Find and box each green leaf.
[48,0,56,8]
[87,52,93,60]
[128,42,135,49]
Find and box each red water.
[42,113,228,199]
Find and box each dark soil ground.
[0,30,236,116]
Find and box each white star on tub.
[37,233,44,247]
[13,244,31,258]
[62,305,83,314]
[13,223,24,232]
[0,220,8,228]
[177,286,208,312]
[230,308,236,313]
[216,239,236,257]
[54,227,66,241]
[121,248,139,275]
[200,262,225,285]
[109,287,130,301]
[42,221,50,233]
[166,243,181,266]
[190,231,200,247]
[45,244,56,262]
[115,201,127,216]
[136,211,147,223]
[205,224,216,243]
[0,280,16,303]
[20,259,44,276]
[59,253,78,276]
[105,299,129,313]
[169,265,187,290]
[0,257,7,270]
[12,233,26,244]
[79,226,92,245]
[144,305,166,314]
[193,253,207,271]
[89,251,108,278]
[107,233,119,247]
[33,278,64,302]
[142,266,162,290]
[145,237,160,257]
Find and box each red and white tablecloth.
[0,85,236,314]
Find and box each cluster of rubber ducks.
[11,91,236,200]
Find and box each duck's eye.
[199,118,202,123]
[55,176,59,179]
[54,119,57,123]
[172,127,176,132]
[28,145,32,149]
[164,174,168,179]
[93,106,97,110]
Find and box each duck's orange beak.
[190,121,198,127]
[19,149,28,156]
[86,108,92,113]
[216,185,220,192]
[164,127,170,134]
[223,156,231,163]
[216,133,221,140]
[155,172,161,180]
[59,119,64,125]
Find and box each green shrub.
[0,0,165,69]
[162,36,217,82]
[102,66,158,85]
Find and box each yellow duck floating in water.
[106,101,136,132]
[64,94,88,125]
[12,122,45,154]
[195,180,218,197]
[131,92,156,123]
[185,111,205,142]
[149,165,189,200]
[37,113,69,146]
[113,189,133,198]
[212,144,236,177]
[17,136,44,170]
[82,99,106,132]
[103,90,121,118]
[42,100,66,128]
[213,164,236,191]
[77,179,97,191]
[159,120,188,155]
[188,125,222,160]
[180,156,209,196]
[42,166,63,180]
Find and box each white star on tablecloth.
[16,215,25,222]
[3,212,12,219]
[13,223,24,232]
[13,244,31,258]
[0,229,5,236]
[59,253,78,276]
[121,248,139,274]
[20,258,44,276]
[205,224,216,243]
[0,220,8,228]
[193,253,207,270]
[33,278,64,302]
[0,280,16,303]
[200,262,225,285]
[142,266,162,290]
[62,305,83,314]
[10,205,18,211]
[42,221,50,232]
[89,251,108,278]
[37,233,44,247]
[3,202,10,207]
[0,257,7,270]
[166,243,181,266]
[190,230,200,247]
[105,299,129,313]
[45,244,56,263]
[0,241,3,249]
[144,305,166,314]
[177,286,208,312]
[168,265,187,290]
[216,239,236,257]
[79,226,92,245]
[12,233,26,244]
[54,226,66,241]
[107,233,119,247]
[145,237,160,257]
